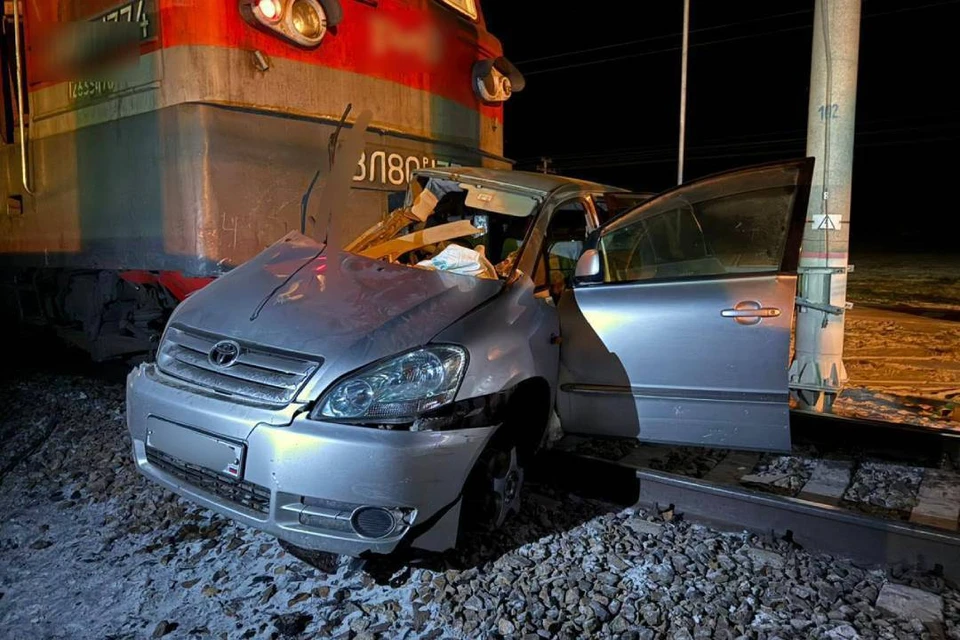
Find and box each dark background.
[484,0,959,254]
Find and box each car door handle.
[721,301,781,325]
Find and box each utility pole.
[537,157,555,174]
[677,0,690,185]
[788,0,861,412]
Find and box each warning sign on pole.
[811,214,842,230]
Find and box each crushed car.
[126,158,813,558]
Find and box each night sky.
[484,0,959,253]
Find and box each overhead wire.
[513,111,960,166]
[523,24,811,77]
[514,8,813,66]
[513,0,960,182]
[527,134,960,174]
[519,0,960,77]
[526,121,960,173]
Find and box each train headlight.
[256,0,282,22]
[472,57,525,104]
[240,0,342,49]
[291,0,324,40]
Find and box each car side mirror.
[574,249,600,282]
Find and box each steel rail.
[539,411,960,582]
[790,408,960,465]
[635,467,960,583]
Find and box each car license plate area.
[146,417,245,480]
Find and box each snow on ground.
[2,372,959,639]
[844,307,960,402]
[831,252,960,425]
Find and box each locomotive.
[0,0,521,359]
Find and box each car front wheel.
[464,434,524,530]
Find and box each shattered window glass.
[405,190,534,278]
[346,178,537,280]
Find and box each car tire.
[463,429,525,531]
[462,382,550,531]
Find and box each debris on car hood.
[416,244,498,279]
[357,220,482,261]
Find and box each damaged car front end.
[126,167,620,557]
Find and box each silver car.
[126,159,813,557]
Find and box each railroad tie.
[910,469,960,531]
[703,451,761,485]
[798,459,855,506]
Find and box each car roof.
[414,166,628,197]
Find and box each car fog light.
[351,507,397,539]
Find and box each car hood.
[169,232,503,378]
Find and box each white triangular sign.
[812,214,841,230]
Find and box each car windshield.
[344,176,539,280]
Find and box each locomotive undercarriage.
[2,269,175,361]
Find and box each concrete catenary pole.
[677,0,690,185]
[788,0,861,411]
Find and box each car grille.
[146,447,271,515]
[156,325,320,406]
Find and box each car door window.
[598,182,803,284]
[544,200,589,295]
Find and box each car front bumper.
[126,363,497,556]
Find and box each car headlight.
[313,345,467,423]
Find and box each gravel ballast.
[1,372,958,639]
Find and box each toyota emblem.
[209,340,241,368]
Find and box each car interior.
[379,181,537,279]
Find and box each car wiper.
[251,104,372,321]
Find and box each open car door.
[557,158,813,451]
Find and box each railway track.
[535,410,960,583]
[791,409,960,465]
